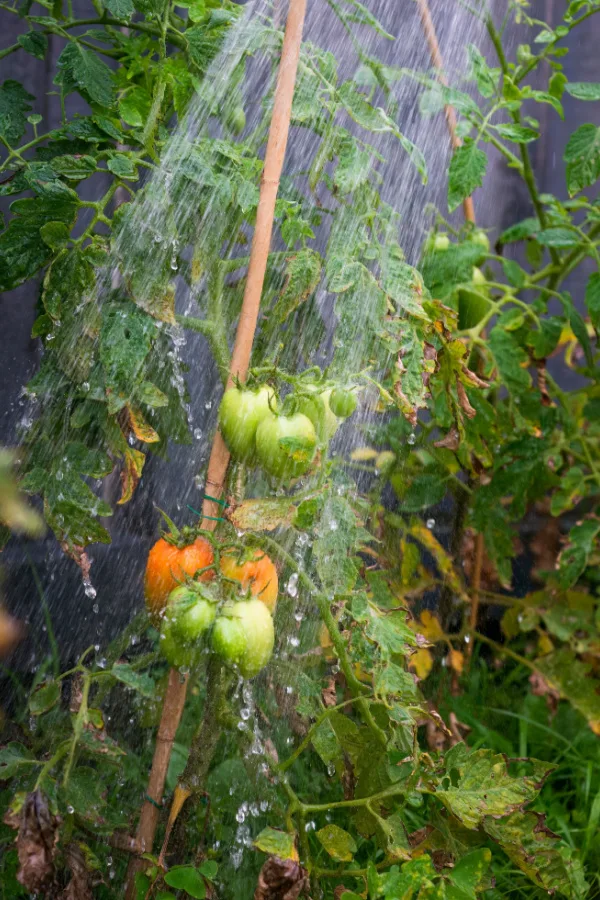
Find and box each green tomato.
[470,229,490,252]
[234,599,275,679]
[433,233,450,251]
[211,615,247,665]
[174,599,216,641]
[255,412,317,480]
[329,388,357,419]
[219,385,277,462]
[295,387,339,442]
[159,617,201,670]
[458,267,491,330]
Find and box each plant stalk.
[125,1,308,892]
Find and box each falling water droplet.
[286,573,299,598]
[426,518,435,530]
[407,432,416,445]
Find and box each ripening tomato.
[211,599,274,678]
[144,536,214,620]
[255,412,317,480]
[220,549,278,612]
[329,388,357,419]
[218,385,277,463]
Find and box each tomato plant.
[1,0,600,898]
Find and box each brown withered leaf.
[4,790,60,893]
[529,671,560,716]
[321,677,337,708]
[456,379,476,419]
[254,856,308,900]
[60,544,91,582]
[60,843,93,900]
[535,360,553,407]
[408,825,434,849]
[434,426,460,451]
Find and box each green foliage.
[2,0,600,898]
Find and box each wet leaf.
[316,824,357,862]
[436,743,553,829]
[484,812,587,898]
[0,743,35,779]
[254,855,308,900]
[228,498,297,532]
[29,680,60,716]
[4,790,59,893]
[254,828,298,861]
[112,663,155,698]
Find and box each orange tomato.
[144,536,214,619]
[220,550,279,613]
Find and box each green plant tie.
[187,504,227,522]
[144,793,162,811]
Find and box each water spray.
[126,0,308,889]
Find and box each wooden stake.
[125,1,308,893]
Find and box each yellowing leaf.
[316,824,357,862]
[254,827,298,861]
[448,648,464,675]
[118,447,145,505]
[416,610,444,642]
[409,648,433,680]
[537,633,553,656]
[128,406,160,443]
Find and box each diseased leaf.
[254,827,298,861]
[484,812,588,898]
[436,743,553,829]
[316,824,357,862]
[227,497,297,532]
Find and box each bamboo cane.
[125,1,308,893]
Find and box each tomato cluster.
[218,380,358,480]
[145,536,279,678]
